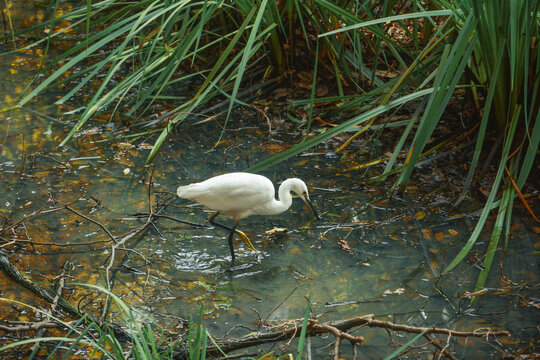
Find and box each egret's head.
[288,178,319,220]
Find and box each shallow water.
[1,3,538,359]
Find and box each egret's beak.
[301,193,320,220]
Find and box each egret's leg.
[227,223,237,261]
[208,213,256,256]
[209,213,237,260]
[209,212,232,232]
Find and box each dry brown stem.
[190,315,510,359]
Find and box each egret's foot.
[235,229,256,251]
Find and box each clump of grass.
[0,284,200,359]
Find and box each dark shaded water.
[0,2,538,358]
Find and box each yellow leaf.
[421,228,433,240]
[448,229,458,236]
[415,211,426,220]
[293,159,309,166]
[115,142,135,148]
[498,338,519,345]
[265,227,288,236]
[461,288,488,298]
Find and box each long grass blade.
[396,13,477,188]
[470,182,513,305]
[383,329,429,360]
[218,0,270,145]
[295,294,311,360]
[443,106,521,274]
[247,89,433,173]
[454,43,505,206]
[319,10,453,38]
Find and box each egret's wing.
[178,173,275,215]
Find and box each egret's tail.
[177,183,207,199]
[176,185,192,198]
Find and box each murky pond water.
[1,2,538,359]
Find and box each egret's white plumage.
[177,172,318,260]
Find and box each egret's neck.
[270,179,295,214]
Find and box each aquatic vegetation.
[0,0,538,357]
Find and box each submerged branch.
[0,250,133,343]
[173,315,510,359]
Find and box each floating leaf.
[381,288,405,296]
[338,239,352,253]
[293,159,309,166]
[435,232,446,242]
[283,247,300,256]
[265,227,288,236]
[421,228,433,240]
[461,288,488,298]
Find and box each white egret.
[177,172,319,260]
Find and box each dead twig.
[0,206,64,236]
[181,315,510,359]
[310,321,365,360]
[425,333,457,360]
[101,162,157,322]
[30,261,69,353]
[128,213,210,229]
[63,204,117,244]
[262,286,298,324]
[0,249,133,342]
[0,322,68,332]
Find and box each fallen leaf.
[520,299,540,309]
[316,85,328,97]
[338,239,353,253]
[115,142,135,148]
[273,88,289,99]
[435,232,446,242]
[289,247,301,255]
[421,228,433,240]
[381,288,405,296]
[497,337,519,345]
[461,288,488,298]
[293,159,309,166]
[265,227,288,236]
[137,143,153,149]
